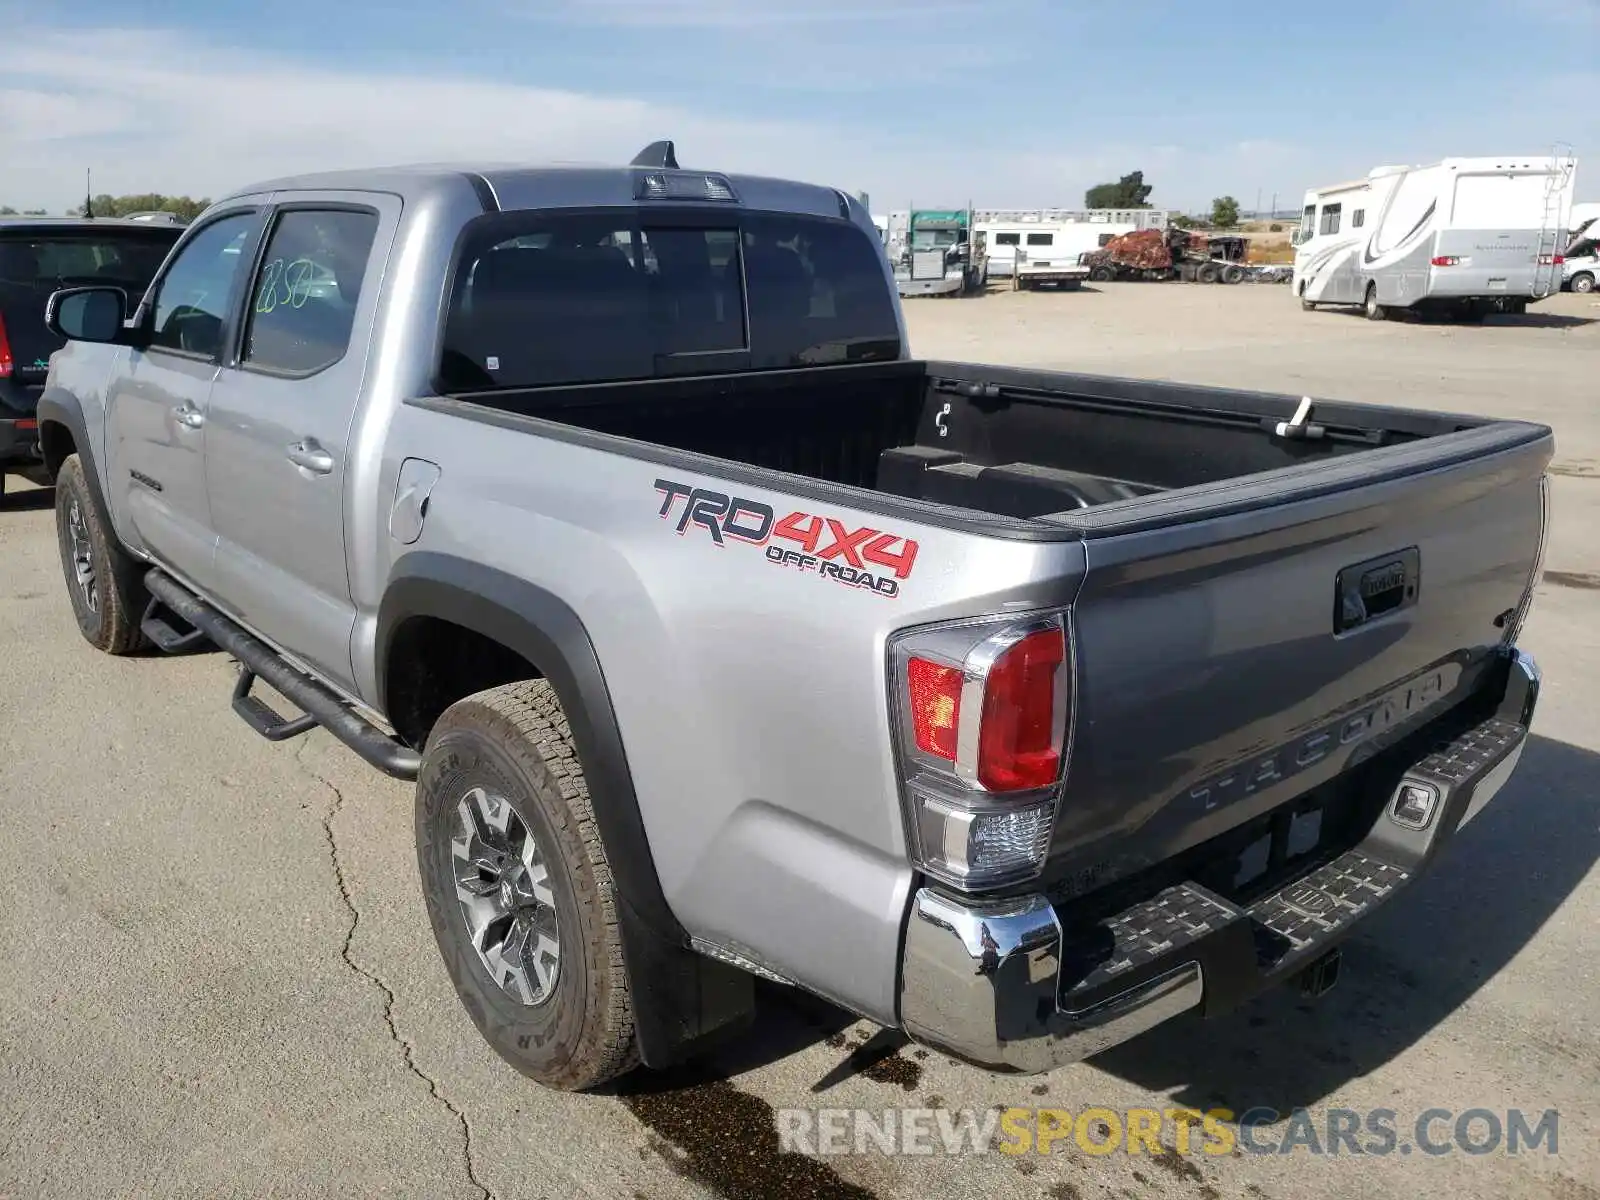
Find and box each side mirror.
[46,287,128,344]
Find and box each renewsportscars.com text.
[776,1105,1562,1159]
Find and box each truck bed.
[424,358,1549,909]
[430,358,1536,537]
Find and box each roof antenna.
[84,168,94,219]
[631,140,679,170]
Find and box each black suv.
[1,218,184,496]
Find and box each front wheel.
[415,679,639,1092]
[53,454,148,655]
[1572,272,1596,295]
[1364,285,1388,321]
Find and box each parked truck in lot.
[37,143,1550,1092]
[1,217,184,496]
[894,208,987,297]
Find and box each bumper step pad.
[1247,850,1411,974]
[1059,883,1240,999]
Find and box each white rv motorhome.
[1293,155,1577,319]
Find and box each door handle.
[172,404,205,430]
[286,438,335,475]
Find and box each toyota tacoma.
[35,142,1548,1090]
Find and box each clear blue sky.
[1,0,1595,213]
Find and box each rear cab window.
[437,208,901,391]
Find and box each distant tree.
[1210,196,1241,228]
[23,208,48,216]
[1085,171,1154,210]
[68,193,211,221]
[1170,214,1199,230]
[0,206,16,215]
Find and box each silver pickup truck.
[36,142,1549,1093]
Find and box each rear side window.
[242,208,380,376]
[995,232,1021,246]
[439,209,901,390]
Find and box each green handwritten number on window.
[255,257,319,314]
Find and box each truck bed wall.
[447,360,1464,523]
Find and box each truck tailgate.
[1044,421,1551,894]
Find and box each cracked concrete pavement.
[299,740,492,1200]
[2,284,1597,1200]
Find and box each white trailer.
[974,209,1168,280]
[976,222,1104,289]
[1293,155,1577,319]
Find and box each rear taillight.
[889,612,1071,890]
[1431,255,1463,267]
[1538,254,1564,266]
[0,312,12,379]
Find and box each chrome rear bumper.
[899,649,1540,1074]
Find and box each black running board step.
[143,569,421,780]
[140,596,210,654]
[232,667,319,741]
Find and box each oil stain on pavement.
[623,1075,876,1200]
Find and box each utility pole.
[1255,187,1262,219]
[84,168,94,219]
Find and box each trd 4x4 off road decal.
[654,479,919,598]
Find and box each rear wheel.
[415,679,639,1092]
[1195,262,1221,284]
[53,454,148,655]
[1221,264,1245,285]
[1572,272,1596,295]
[1363,284,1388,321]
[1089,264,1115,283]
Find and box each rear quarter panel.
[379,403,1086,1022]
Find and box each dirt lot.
[2,281,1597,1200]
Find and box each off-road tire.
[415,679,639,1091]
[54,453,148,655]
